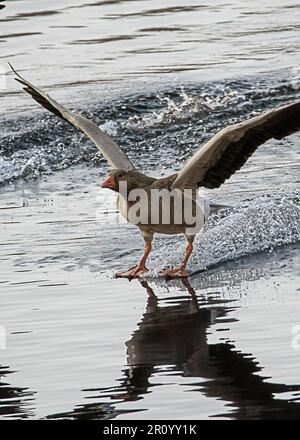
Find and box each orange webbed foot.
[115,265,149,279]
[161,266,189,280]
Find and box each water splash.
[0,71,299,186]
[123,86,210,129]
[148,189,300,275]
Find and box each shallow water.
[0,0,300,420]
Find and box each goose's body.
[117,174,203,234]
[11,64,300,278]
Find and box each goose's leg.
[116,235,153,279]
[162,237,194,279]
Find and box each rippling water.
[1,0,300,114]
[0,0,300,420]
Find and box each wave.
[147,188,300,275]
[0,70,299,186]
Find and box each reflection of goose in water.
[49,280,300,420]
[0,364,36,419]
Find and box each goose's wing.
[10,64,135,171]
[172,100,300,189]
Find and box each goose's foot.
[162,266,188,279]
[116,239,152,280]
[162,241,193,280]
[115,265,149,279]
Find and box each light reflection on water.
[0,0,300,113]
[0,0,300,420]
[0,171,299,419]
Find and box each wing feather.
[10,63,135,171]
[172,101,300,189]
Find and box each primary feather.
[9,63,135,172]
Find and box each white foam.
[147,189,300,274]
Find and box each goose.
[10,64,300,278]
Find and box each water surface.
[0,0,300,420]
[0,0,300,113]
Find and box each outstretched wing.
[172,100,300,189]
[10,64,135,171]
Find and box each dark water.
[0,0,300,420]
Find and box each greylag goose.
[10,64,300,278]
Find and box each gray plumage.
[172,101,300,190]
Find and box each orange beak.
[101,175,116,189]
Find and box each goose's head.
[101,169,128,192]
